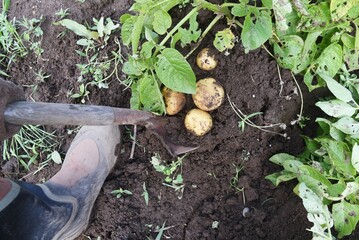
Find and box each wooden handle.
[4,101,154,126]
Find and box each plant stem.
[185,14,222,58]
[158,5,201,48]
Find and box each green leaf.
[318,73,355,103]
[153,9,172,35]
[155,48,196,94]
[315,43,343,78]
[265,170,297,186]
[352,143,359,173]
[121,16,136,46]
[231,3,248,17]
[97,17,105,37]
[130,82,141,110]
[332,201,359,238]
[241,10,272,52]
[51,151,62,164]
[269,153,298,166]
[330,0,357,21]
[318,138,356,176]
[315,100,356,118]
[132,15,145,54]
[282,160,304,173]
[316,118,345,141]
[57,19,99,40]
[140,41,155,59]
[273,35,304,72]
[103,18,119,35]
[272,0,293,32]
[122,57,145,76]
[138,74,165,114]
[334,117,359,135]
[213,28,235,52]
[298,183,333,238]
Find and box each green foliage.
[2,125,60,171]
[267,69,359,238]
[0,9,44,74]
[56,17,122,103]
[150,153,185,198]
[111,188,132,198]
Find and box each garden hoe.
[3,101,198,156]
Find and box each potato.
[196,48,217,71]
[192,77,224,111]
[162,86,186,115]
[185,108,213,136]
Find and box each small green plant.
[2,125,60,172]
[142,182,149,206]
[0,2,44,75]
[55,8,70,20]
[55,17,123,103]
[111,188,132,198]
[151,153,185,198]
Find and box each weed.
[111,188,132,198]
[55,17,123,103]
[229,163,245,194]
[228,94,288,138]
[23,69,50,100]
[151,153,185,199]
[146,221,174,240]
[142,182,149,206]
[2,125,60,172]
[55,8,70,20]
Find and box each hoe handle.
[4,101,154,126]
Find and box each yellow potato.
[162,86,186,115]
[184,108,213,136]
[192,78,224,111]
[196,48,217,71]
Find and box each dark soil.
[1,1,351,240]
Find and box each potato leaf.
[330,0,357,21]
[155,48,196,94]
[269,153,298,166]
[57,19,99,40]
[315,100,356,118]
[352,143,359,173]
[139,74,165,114]
[318,138,356,177]
[333,117,359,135]
[213,28,235,52]
[153,9,172,35]
[332,201,359,238]
[121,16,136,46]
[265,170,297,186]
[231,3,248,17]
[273,35,304,73]
[132,15,145,54]
[272,0,293,32]
[241,10,272,52]
[318,73,354,103]
[316,44,343,78]
[298,183,333,239]
[130,82,141,110]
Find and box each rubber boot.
[0,125,122,240]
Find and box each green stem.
[185,14,222,58]
[158,5,202,48]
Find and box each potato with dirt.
[196,48,218,71]
[162,86,186,115]
[185,108,213,136]
[192,77,224,111]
